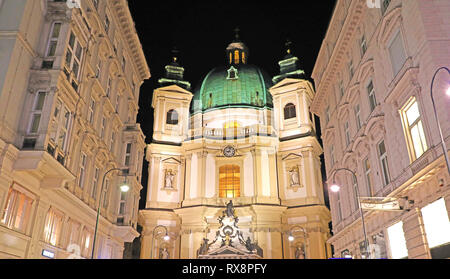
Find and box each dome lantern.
[226,27,248,65]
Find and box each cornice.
[110,0,150,82]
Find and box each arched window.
[234,50,240,64]
[284,103,296,120]
[219,165,240,198]
[166,109,178,125]
[242,52,246,64]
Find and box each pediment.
[157,84,193,96]
[209,246,247,256]
[161,157,182,164]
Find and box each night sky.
[127,0,337,210]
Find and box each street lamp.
[430,66,450,174]
[91,168,129,259]
[150,225,170,259]
[329,168,370,259]
[287,225,308,259]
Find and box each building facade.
[0,0,149,259]
[139,37,331,259]
[311,0,450,259]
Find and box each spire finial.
[170,46,179,64]
[285,38,293,55]
[234,27,240,41]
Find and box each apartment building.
[0,0,150,258]
[311,0,450,259]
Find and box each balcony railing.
[188,124,275,140]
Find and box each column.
[402,208,431,259]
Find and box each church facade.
[139,36,331,259]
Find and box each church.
[139,32,331,259]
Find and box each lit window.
[401,97,428,161]
[234,50,239,64]
[387,221,408,259]
[1,186,34,233]
[223,121,241,129]
[43,208,64,246]
[421,198,450,249]
[166,109,178,125]
[378,140,390,186]
[284,103,296,120]
[242,52,246,64]
[81,228,93,258]
[229,52,232,64]
[219,165,240,198]
[29,91,46,134]
[388,31,407,76]
[67,219,81,248]
[48,100,71,160]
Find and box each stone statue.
[295,246,305,259]
[224,200,235,217]
[198,238,209,255]
[159,247,169,259]
[165,169,175,188]
[289,167,300,186]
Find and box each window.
[339,81,344,98]
[367,81,377,112]
[355,104,362,131]
[115,95,120,112]
[364,157,373,196]
[28,91,46,134]
[242,52,246,64]
[388,31,407,76]
[88,97,95,124]
[46,22,62,57]
[124,143,132,166]
[219,165,240,198]
[229,52,232,64]
[360,35,367,56]
[344,121,350,147]
[122,55,126,71]
[48,100,71,159]
[103,179,110,209]
[378,140,390,186]
[110,131,116,152]
[43,208,64,246]
[401,97,428,160]
[1,186,34,233]
[96,59,101,78]
[421,198,450,249]
[336,191,342,222]
[91,167,99,199]
[104,14,110,33]
[325,106,330,124]
[100,116,106,139]
[284,103,296,120]
[67,219,81,247]
[166,109,178,125]
[352,174,359,211]
[106,76,111,97]
[92,0,99,9]
[81,228,93,258]
[381,0,391,14]
[349,60,354,79]
[65,32,83,81]
[117,190,127,224]
[78,153,87,188]
[387,221,408,259]
[234,50,239,64]
[329,146,335,167]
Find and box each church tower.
[139,35,331,259]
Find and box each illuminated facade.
[0,0,149,258]
[311,0,450,259]
[139,35,331,259]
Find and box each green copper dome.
[191,64,273,114]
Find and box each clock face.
[223,146,236,157]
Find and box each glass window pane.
[405,101,420,126]
[35,92,46,110]
[421,198,450,248]
[387,221,408,259]
[30,114,41,133]
[69,33,75,49]
[52,23,61,38]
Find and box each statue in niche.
[164,169,175,189]
[288,166,300,186]
[295,246,305,259]
[159,247,170,259]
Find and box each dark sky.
[128,0,337,209]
